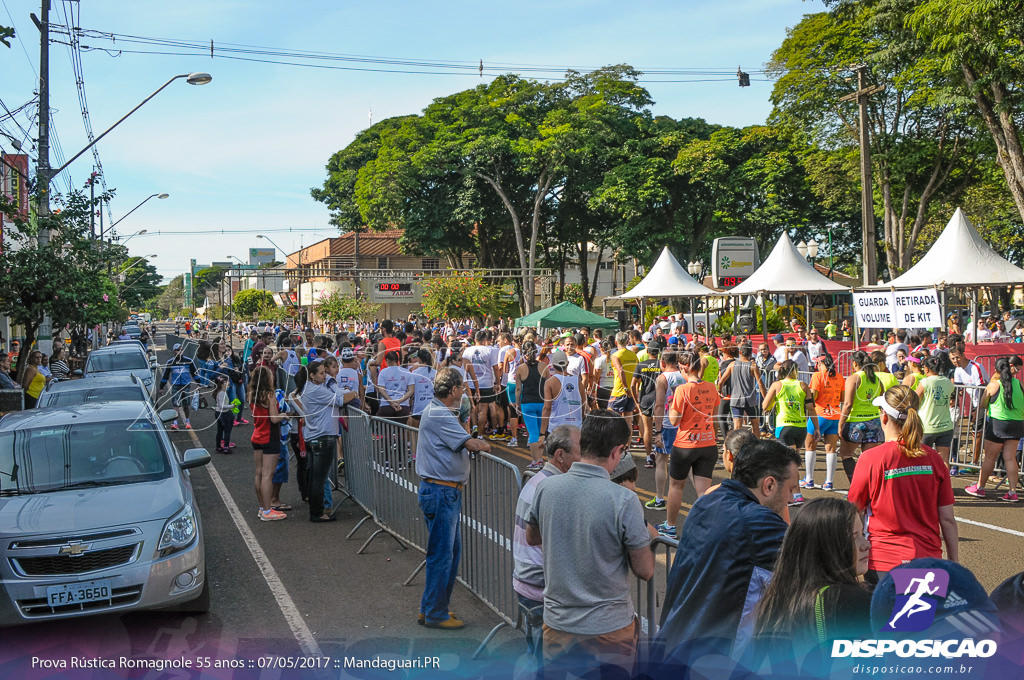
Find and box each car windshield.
[0,420,171,494]
[39,387,146,408]
[86,352,149,372]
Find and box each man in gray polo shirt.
[416,366,491,629]
[526,409,654,675]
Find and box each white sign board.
[853,288,942,329]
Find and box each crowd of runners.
[10,312,1022,675]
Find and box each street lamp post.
[108,194,169,238]
[257,234,300,323]
[31,60,211,356]
[797,240,820,330]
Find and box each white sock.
[826,452,837,485]
[804,451,816,482]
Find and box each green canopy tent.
[514,301,620,331]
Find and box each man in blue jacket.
[655,439,800,665]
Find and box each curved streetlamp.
[47,73,212,182]
[112,193,170,231]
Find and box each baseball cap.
[611,450,637,480]
[668,336,679,345]
[647,341,663,353]
[642,332,654,342]
[773,333,785,343]
[173,343,182,351]
[340,348,356,361]
[550,350,569,368]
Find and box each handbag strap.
[814,585,831,645]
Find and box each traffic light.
[737,68,750,87]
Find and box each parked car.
[84,344,156,396]
[36,374,150,409]
[0,402,211,624]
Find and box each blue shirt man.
[415,367,490,629]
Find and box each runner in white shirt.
[408,348,437,427]
[375,350,415,423]
[462,330,499,437]
[593,339,616,409]
[541,351,585,432]
[498,333,522,446]
[336,346,365,410]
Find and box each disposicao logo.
[831,567,998,660]
[885,568,948,632]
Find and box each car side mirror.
[180,448,212,469]
[159,409,178,423]
[72,369,83,377]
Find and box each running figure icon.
[889,572,940,628]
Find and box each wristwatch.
[653,429,662,436]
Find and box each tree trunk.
[963,65,1024,222]
[475,172,532,312]
[14,323,38,384]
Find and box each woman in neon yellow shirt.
[965,356,1022,502]
[836,350,884,486]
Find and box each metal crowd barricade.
[0,388,25,415]
[948,384,988,473]
[836,349,854,377]
[635,535,678,663]
[338,412,524,657]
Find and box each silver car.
[0,402,211,625]
[36,374,150,409]
[85,344,156,396]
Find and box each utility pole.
[839,66,883,287]
[32,0,54,356]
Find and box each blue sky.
[1,0,824,281]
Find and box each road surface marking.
[954,516,1024,538]
[185,429,323,657]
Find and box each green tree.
[116,257,162,309]
[768,3,982,276]
[312,290,381,324]
[1,25,13,47]
[907,0,1024,222]
[420,272,507,321]
[0,190,119,378]
[233,289,276,320]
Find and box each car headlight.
[158,504,197,557]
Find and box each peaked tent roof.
[615,247,717,299]
[877,208,1024,289]
[514,301,620,330]
[728,232,850,295]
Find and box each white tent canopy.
[877,208,1024,289]
[615,246,717,299]
[728,232,850,295]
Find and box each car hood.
[0,477,185,536]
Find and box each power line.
[53,25,769,83]
[1,0,38,78]
[58,0,113,221]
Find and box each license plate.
[46,579,112,607]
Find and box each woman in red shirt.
[249,365,287,522]
[848,385,958,584]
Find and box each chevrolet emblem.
[58,541,90,557]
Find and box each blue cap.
[668,336,679,345]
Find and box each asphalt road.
[4,322,1022,677]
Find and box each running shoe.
[644,497,666,510]
[233,420,241,427]
[964,484,986,498]
[949,466,960,477]
[525,460,545,472]
[800,477,815,489]
[789,492,805,506]
[506,437,518,447]
[170,422,179,430]
[185,422,193,430]
[240,418,250,425]
[259,509,287,521]
[655,522,676,538]
[644,454,656,469]
[822,482,834,491]
[1000,492,1019,502]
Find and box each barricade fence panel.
[458,450,522,628]
[0,389,24,414]
[367,416,427,553]
[340,409,375,511]
[635,536,678,661]
[948,384,990,474]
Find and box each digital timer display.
[377,283,412,292]
[720,276,747,289]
